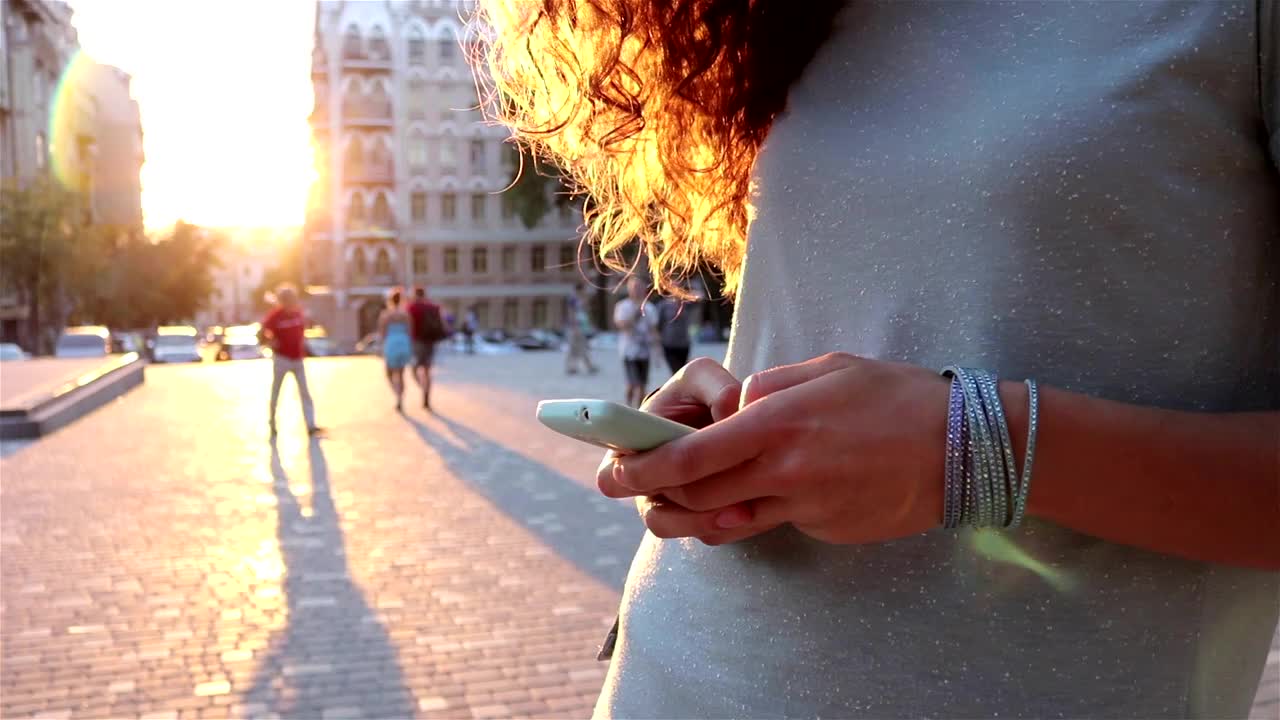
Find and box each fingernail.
[714,506,750,529]
[612,461,627,488]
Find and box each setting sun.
[68,0,317,231]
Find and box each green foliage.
[0,178,96,352]
[91,222,225,329]
[0,177,223,350]
[503,144,570,230]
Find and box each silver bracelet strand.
[940,366,1041,530]
[1008,379,1040,528]
[942,367,993,527]
[943,376,966,529]
[960,368,1000,527]
[975,371,1017,528]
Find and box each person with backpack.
[656,281,694,375]
[407,286,447,411]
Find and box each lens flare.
[47,49,99,193]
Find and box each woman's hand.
[598,352,951,545]
[594,358,773,544]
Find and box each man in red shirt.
[406,285,447,410]
[259,284,320,437]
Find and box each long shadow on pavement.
[403,413,641,591]
[244,441,415,719]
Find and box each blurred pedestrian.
[259,284,319,438]
[613,277,659,407]
[461,306,478,354]
[656,283,693,374]
[407,286,447,410]
[378,288,414,412]
[565,282,598,375]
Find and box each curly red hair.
[475,0,842,296]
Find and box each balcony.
[341,101,393,128]
[341,50,392,73]
[345,222,397,240]
[344,163,394,185]
[348,271,399,287]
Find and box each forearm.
[998,382,1280,569]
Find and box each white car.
[152,326,203,363]
[0,343,30,361]
[55,327,112,358]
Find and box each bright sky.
[69,0,317,232]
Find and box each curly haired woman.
[478,1,1280,717]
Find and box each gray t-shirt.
[596,2,1280,718]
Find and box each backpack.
[419,304,448,343]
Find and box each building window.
[408,134,427,169]
[347,195,366,231]
[532,299,548,327]
[469,140,485,170]
[439,36,455,63]
[407,77,428,118]
[503,299,518,329]
[408,31,426,65]
[411,192,426,222]
[368,27,390,61]
[373,248,392,276]
[559,242,576,270]
[413,247,428,275]
[32,67,45,105]
[441,193,456,222]
[443,247,458,274]
[472,247,488,274]
[440,141,457,172]
[352,250,368,279]
[372,193,393,228]
[345,137,363,176]
[474,301,490,329]
[500,192,515,220]
[531,246,546,272]
[501,245,516,273]
[343,24,362,59]
[470,193,485,223]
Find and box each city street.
[1,348,682,719]
[2,347,1277,719]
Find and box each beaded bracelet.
[940,366,1040,529]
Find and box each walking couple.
[378,286,448,412]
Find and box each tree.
[503,144,570,229]
[0,178,102,353]
[89,222,223,330]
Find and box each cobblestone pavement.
[2,346,1276,719]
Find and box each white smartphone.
[536,398,695,454]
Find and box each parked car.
[55,326,112,358]
[215,326,267,361]
[0,343,30,361]
[513,328,564,351]
[152,325,203,363]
